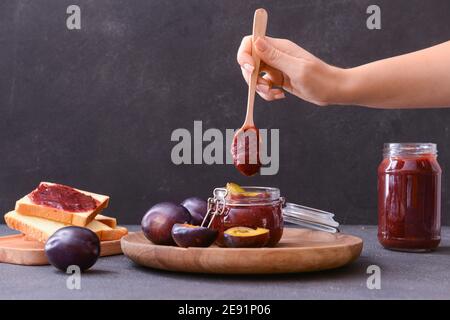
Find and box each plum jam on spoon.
[231,8,268,176]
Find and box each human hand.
[237,36,346,106]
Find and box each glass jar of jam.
[209,187,283,246]
[378,143,441,252]
[205,186,340,247]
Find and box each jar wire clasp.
[201,188,228,228]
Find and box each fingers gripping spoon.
[231,8,268,176]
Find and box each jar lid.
[282,203,340,233]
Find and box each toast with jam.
[3,182,128,244]
[15,182,110,227]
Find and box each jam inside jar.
[378,143,441,252]
[210,187,284,247]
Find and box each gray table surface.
[0,225,449,300]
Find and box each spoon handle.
[244,8,268,128]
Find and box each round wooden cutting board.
[0,234,123,266]
[121,228,363,274]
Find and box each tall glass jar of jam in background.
[378,143,441,252]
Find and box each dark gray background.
[1,0,449,225]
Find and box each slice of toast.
[95,214,117,228]
[4,211,127,243]
[101,226,128,241]
[15,182,109,227]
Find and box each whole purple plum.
[181,197,208,226]
[141,202,191,245]
[45,226,100,272]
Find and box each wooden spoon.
[231,8,268,176]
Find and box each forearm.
[333,41,450,108]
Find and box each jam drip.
[231,127,261,176]
[29,183,98,212]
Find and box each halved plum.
[226,182,245,193]
[171,223,218,248]
[226,182,269,199]
[223,227,270,248]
